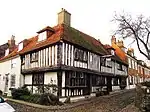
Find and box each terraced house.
[126,48,138,89]
[19,9,128,101]
[0,36,30,96]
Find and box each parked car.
[0,97,15,112]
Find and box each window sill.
[30,60,38,63]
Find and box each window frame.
[10,74,16,87]
[30,52,38,62]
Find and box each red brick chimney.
[8,35,16,53]
[111,35,116,45]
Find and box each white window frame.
[10,74,16,87]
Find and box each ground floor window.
[10,74,16,87]
[129,76,134,85]
[32,73,44,93]
[112,78,119,86]
[92,75,107,86]
[65,71,87,87]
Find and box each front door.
[4,74,9,94]
[83,74,91,95]
[107,77,112,92]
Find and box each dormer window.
[111,49,115,55]
[18,42,23,51]
[38,31,47,41]
[5,49,9,56]
[37,26,55,42]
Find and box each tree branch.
[146,27,150,44]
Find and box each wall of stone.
[135,83,150,111]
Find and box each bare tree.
[113,13,150,60]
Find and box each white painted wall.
[62,71,65,97]
[25,74,32,85]
[0,56,24,96]
[44,72,57,85]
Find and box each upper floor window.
[122,65,126,72]
[117,63,122,70]
[128,58,131,68]
[135,62,137,70]
[106,58,112,67]
[30,52,38,62]
[132,60,135,69]
[11,59,16,68]
[74,48,87,62]
[21,56,25,65]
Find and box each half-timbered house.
[20,8,128,101]
[104,44,128,91]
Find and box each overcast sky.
[0,0,150,63]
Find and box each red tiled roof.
[112,43,128,64]
[104,44,128,65]
[0,46,18,61]
[37,26,55,33]
[0,37,37,61]
[104,44,115,50]
[20,24,108,55]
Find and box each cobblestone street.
[65,89,136,112]
[8,89,138,112]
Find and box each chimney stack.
[127,48,134,56]
[8,35,16,53]
[8,35,15,47]
[117,40,124,48]
[58,8,71,26]
[111,35,116,45]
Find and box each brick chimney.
[8,35,15,47]
[111,36,116,45]
[58,8,71,26]
[117,40,124,48]
[8,35,16,53]
[127,48,134,56]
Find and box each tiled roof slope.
[20,24,108,55]
[112,43,128,64]
[0,43,9,58]
[0,47,18,61]
[0,37,36,61]
[104,44,128,65]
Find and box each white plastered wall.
[0,56,24,96]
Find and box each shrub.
[11,87,30,100]
[28,94,41,104]
[39,93,63,106]
[39,93,52,105]
[19,95,30,101]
